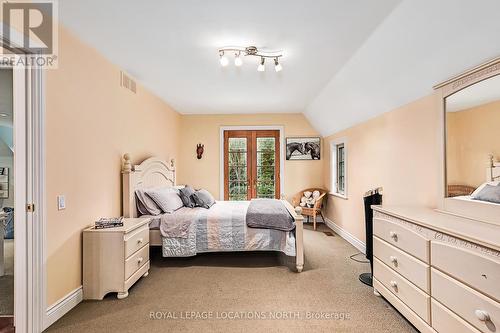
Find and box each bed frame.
[121,153,305,272]
[487,154,500,182]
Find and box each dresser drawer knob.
[390,280,398,291]
[390,256,398,266]
[475,310,490,322]
[137,238,144,245]
[137,257,144,265]
[389,231,398,241]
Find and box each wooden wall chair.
[291,188,327,231]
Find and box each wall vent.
[120,71,137,94]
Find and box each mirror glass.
[445,74,500,200]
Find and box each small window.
[331,139,347,198]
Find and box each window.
[330,139,347,198]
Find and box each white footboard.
[282,200,304,272]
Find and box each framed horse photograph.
[286,137,321,160]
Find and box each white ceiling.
[59,0,500,136]
[59,0,400,115]
[306,0,500,136]
[446,74,500,112]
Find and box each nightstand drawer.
[125,244,149,280]
[124,225,149,258]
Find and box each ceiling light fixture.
[274,57,282,72]
[219,51,229,67]
[218,46,283,72]
[257,57,265,72]
[234,52,243,67]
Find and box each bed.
[451,155,500,205]
[121,154,305,272]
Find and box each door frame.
[1,36,46,332]
[219,126,284,200]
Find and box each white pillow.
[135,189,162,215]
[145,187,184,213]
[471,181,500,198]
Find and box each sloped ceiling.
[59,0,500,136]
[306,0,500,136]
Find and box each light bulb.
[274,58,282,72]
[219,52,229,67]
[257,57,265,72]
[234,52,243,66]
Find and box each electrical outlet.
[57,195,66,210]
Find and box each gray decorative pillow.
[192,189,216,209]
[179,186,196,208]
[145,187,184,213]
[472,184,500,204]
[135,189,162,216]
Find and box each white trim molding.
[219,125,285,200]
[45,286,83,329]
[324,217,366,254]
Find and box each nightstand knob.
[475,310,490,322]
[390,280,398,291]
[389,231,398,241]
[390,256,398,265]
[137,257,143,265]
[137,238,143,245]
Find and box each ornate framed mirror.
[435,57,500,225]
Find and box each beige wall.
[46,28,181,306]
[177,114,323,200]
[322,93,442,243]
[446,100,500,188]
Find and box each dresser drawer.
[125,244,149,280]
[124,225,149,258]
[432,299,481,333]
[374,258,430,323]
[374,217,429,262]
[374,236,430,292]
[431,241,500,302]
[431,268,500,333]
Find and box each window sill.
[329,192,348,200]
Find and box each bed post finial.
[123,153,132,173]
[488,154,494,167]
[170,158,175,169]
[295,206,303,217]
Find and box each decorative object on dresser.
[285,137,321,160]
[372,205,500,333]
[291,188,326,230]
[83,217,151,300]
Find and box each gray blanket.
[246,199,295,231]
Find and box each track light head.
[257,57,265,72]
[219,51,229,67]
[274,58,282,72]
[234,52,243,67]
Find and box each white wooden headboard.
[122,153,176,218]
[487,154,500,182]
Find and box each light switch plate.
[57,195,66,210]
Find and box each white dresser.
[372,206,500,333]
[83,217,151,300]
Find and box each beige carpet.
[45,224,417,333]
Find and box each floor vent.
[120,71,137,94]
[323,231,335,237]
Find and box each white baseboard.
[324,218,366,254]
[45,286,83,329]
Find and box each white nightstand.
[83,217,150,300]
